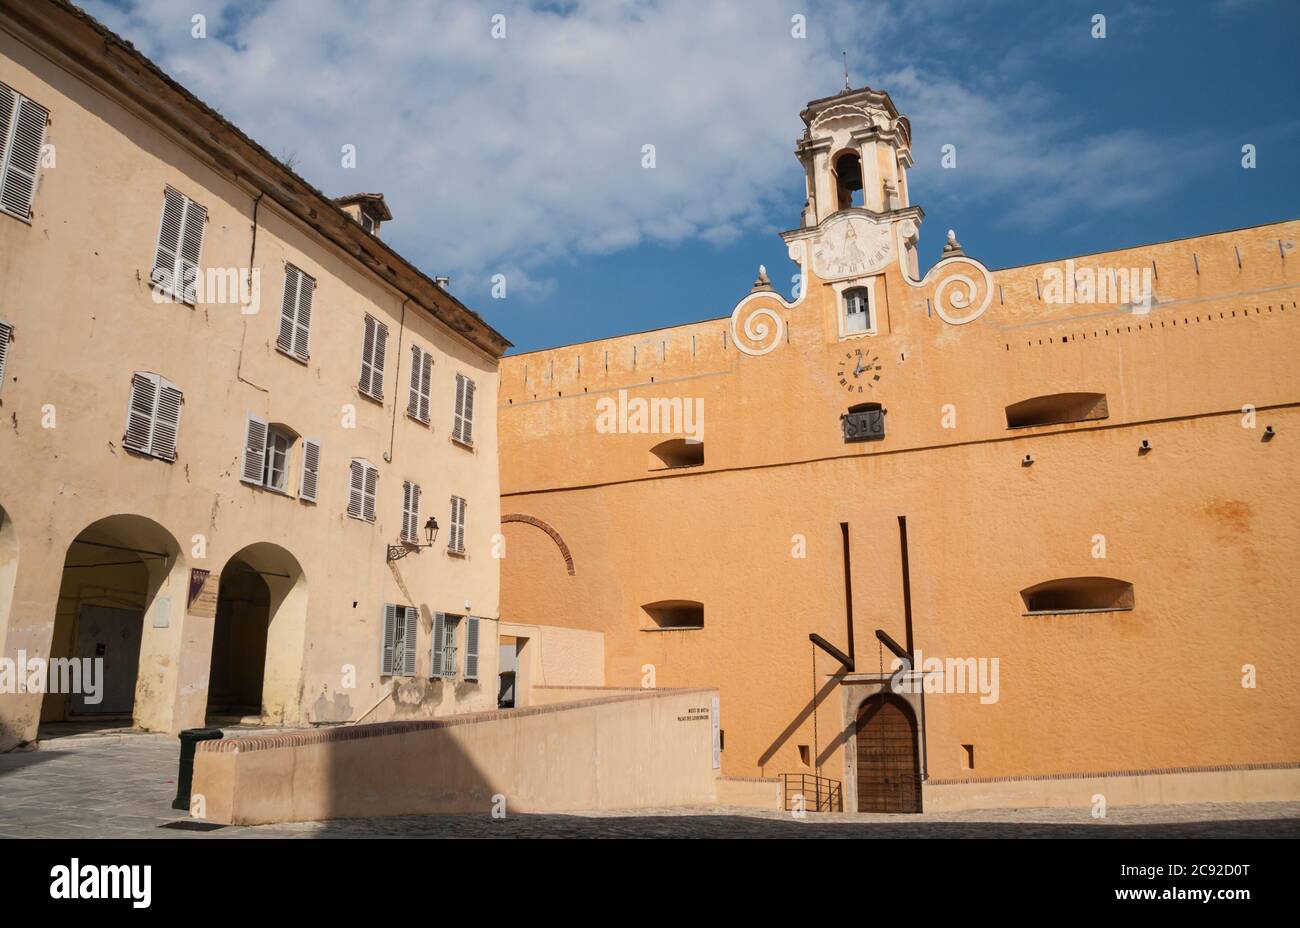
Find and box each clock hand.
[853,357,866,377]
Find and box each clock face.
[811,215,893,281]
[836,347,882,393]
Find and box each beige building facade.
[0,0,516,749]
[498,87,1300,811]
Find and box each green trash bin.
[172,728,224,811]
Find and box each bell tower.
[795,86,913,228]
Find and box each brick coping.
[926,760,1300,787]
[196,687,718,754]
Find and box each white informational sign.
[711,694,721,770]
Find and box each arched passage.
[855,693,922,813]
[207,542,307,725]
[41,514,183,732]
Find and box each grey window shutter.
[347,459,366,518]
[123,372,160,455]
[0,88,48,221]
[363,464,378,522]
[464,616,480,681]
[430,611,446,678]
[461,377,475,444]
[177,197,206,304]
[380,603,397,676]
[402,606,419,677]
[0,85,12,191]
[152,189,185,294]
[401,480,417,541]
[358,315,375,395]
[371,319,388,395]
[276,265,300,354]
[292,272,313,361]
[0,320,12,391]
[299,438,321,502]
[452,373,466,441]
[241,414,268,485]
[150,378,183,462]
[359,315,388,399]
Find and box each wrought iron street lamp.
[387,516,439,562]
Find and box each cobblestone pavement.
[2,735,1297,838]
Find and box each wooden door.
[855,694,921,813]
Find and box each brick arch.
[501,513,576,576]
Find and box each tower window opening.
[834,151,864,211]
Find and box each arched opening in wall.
[0,504,17,663]
[641,600,704,630]
[1020,577,1134,615]
[855,693,921,813]
[207,542,307,726]
[833,150,864,211]
[40,515,182,734]
[649,438,703,469]
[1005,392,1108,428]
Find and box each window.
[452,372,476,444]
[833,150,864,211]
[407,345,433,424]
[358,314,389,401]
[649,438,704,469]
[361,213,376,235]
[431,612,460,678]
[641,600,704,630]
[123,372,182,462]
[0,320,11,391]
[151,187,207,304]
[448,495,467,553]
[347,458,379,522]
[401,481,422,542]
[240,416,303,494]
[381,604,419,677]
[1020,577,1134,615]
[844,287,871,333]
[276,264,315,362]
[1005,392,1108,429]
[0,82,49,221]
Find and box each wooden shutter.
[276,265,300,354]
[241,414,268,485]
[464,616,480,681]
[363,463,378,522]
[452,373,467,442]
[152,188,185,295]
[449,496,466,552]
[177,197,207,304]
[402,606,419,677]
[0,86,48,221]
[359,315,388,399]
[150,378,183,462]
[430,612,447,678]
[347,459,366,519]
[299,438,321,502]
[123,373,159,455]
[0,320,12,391]
[292,271,313,361]
[380,603,398,676]
[401,480,420,541]
[460,377,475,444]
[418,350,433,423]
[407,346,432,423]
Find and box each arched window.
[642,600,704,630]
[834,151,864,211]
[1020,577,1134,615]
[649,438,703,469]
[1005,392,1108,429]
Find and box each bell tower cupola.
[795,86,913,228]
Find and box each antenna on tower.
[842,50,850,91]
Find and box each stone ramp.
[192,687,721,825]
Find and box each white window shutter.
[464,616,480,681]
[0,88,48,221]
[0,320,12,391]
[430,611,447,678]
[401,480,419,541]
[293,272,313,361]
[452,373,466,441]
[419,350,433,423]
[380,603,397,676]
[371,319,388,395]
[461,377,475,444]
[363,464,378,522]
[402,606,419,677]
[150,378,183,462]
[299,438,321,502]
[178,198,206,304]
[241,414,268,485]
[347,459,366,519]
[276,265,300,354]
[151,189,185,295]
[359,315,388,399]
[406,346,422,419]
[123,372,160,455]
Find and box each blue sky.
[84,0,1299,353]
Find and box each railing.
[781,773,843,813]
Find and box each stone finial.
[751,264,773,292]
[942,228,964,256]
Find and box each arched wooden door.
[855,694,922,812]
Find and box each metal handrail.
[780,772,843,812]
